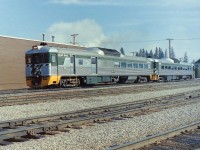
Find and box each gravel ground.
[1,86,200,122]
[0,85,200,150]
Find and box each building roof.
[98,47,121,57]
[195,59,200,64]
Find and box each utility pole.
[71,34,78,45]
[166,38,173,58]
[130,52,137,56]
[52,36,55,42]
[42,33,45,41]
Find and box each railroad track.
[0,90,199,146]
[0,81,199,107]
[109,121,200,150]
[0,80,196,95]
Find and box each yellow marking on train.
[150,74,159,81]
[41,76,61,87]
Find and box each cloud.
[45,19,199,61]
[160,0,200,6]
[50,0,127,6]
[45,19,148,51]
[46,19,107,47]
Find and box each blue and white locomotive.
[25,43,194,88]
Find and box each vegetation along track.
[0,90,200,146]
[0,80,199,107]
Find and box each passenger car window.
[133,63,138,68]
[139,64,143,68]
[128,63,132,68]
[79,59,83,65]
[91,57,96,64]
[114,62,119,68]
[120,62,126,68]
[144,64,148,69]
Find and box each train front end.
[25,45,60,88]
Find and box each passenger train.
[25,43,194,88]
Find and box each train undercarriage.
[27,74,193,88]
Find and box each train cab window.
[128,63,132,68]
[161,66,164,69]
[41,53,49,63]
[139,63,143,68]
[120,62,126,68]
[26,56,32,64]
[34,55,40,64]
[79,59,83,65]
[133,63,138,68]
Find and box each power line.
[174,38,200,41]
[101,39,166,43]
[77,37,200,44]
[79,39,166,44]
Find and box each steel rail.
[108,122,200,150]
[0,80,196,95]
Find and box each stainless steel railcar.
[25,44,194,88]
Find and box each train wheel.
[60,79,68,88]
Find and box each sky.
[0,0,200,62]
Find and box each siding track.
[0,80,199,107]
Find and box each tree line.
[120,47,189,63]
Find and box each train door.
[151,60,159,81]
[70,55,76,74]
[152,61,159,74]
[91,57,97,74]
[50,53,59,84]
[50,53,58,75]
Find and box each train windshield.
[26,53,49,64]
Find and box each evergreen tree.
[170,47,175,58]
[120,47,125,55]
[158,47,164,59]
[183,52,188,63]
[139,49,142,57]
[145,50,148,58]
[154,47,159,59]
[142,49,145,57]
[192,60,195,64]
[149,50,154,58]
